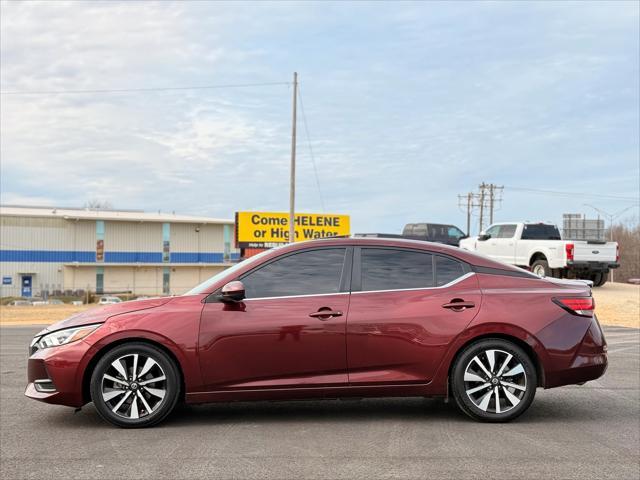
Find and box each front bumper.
[25,339,92,408]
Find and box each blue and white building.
[0,205,239,298]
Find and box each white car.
[98,296,122,305]
[459,222,619,286]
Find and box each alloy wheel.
[463,349,527,414]
[533,265,546,277]
[100,353,167,420]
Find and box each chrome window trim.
[352,271,475,295]
[243,272,475,301]
[243,291,350,302]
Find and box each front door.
[198,247,351,391]
[346,247,482,384]
[488,224,517,264]
[21,275,32,297]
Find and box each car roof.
[277,237,526,271]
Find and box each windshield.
[184,248,275,295]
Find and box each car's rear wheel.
[451,339,536,422]
[90,343,180,428]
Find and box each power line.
[297,85,326,213]
[504,186,638,202]
[0,81,291,96]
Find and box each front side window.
[241,248,346,299]
[436,256,466,286]
[361,248,434,291]
[448,226,466,239]
[484,225,500,237]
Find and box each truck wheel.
[531,259,550,278]
[594,273,608,287]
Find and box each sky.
[1,0,639,234]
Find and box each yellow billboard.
[235,211,350,248]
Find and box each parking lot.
[1,325,638,480]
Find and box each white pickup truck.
[459,222,619,286]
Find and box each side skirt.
[186,382,443,404]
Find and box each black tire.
[90,342,180,428]
[593,273,608,287]
[451,338,537,423]
[531,259,550,277]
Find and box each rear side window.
[412,224,428,236]
[435,256,466,286]
[521,224,561,240]
[361,249,434,291]
[498,224,517,238]
[241,248,346,298]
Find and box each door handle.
[309,309,343,319]
[442,300,475,311]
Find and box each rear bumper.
[544,315,608,388]
[566,261,619,273]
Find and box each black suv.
[356,223,467,247]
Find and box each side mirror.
[221,281,245,302]
[478,233,491,241]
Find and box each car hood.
[38,297,174,335]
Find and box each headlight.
[31,323,102,352]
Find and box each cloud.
[1,1,638,233]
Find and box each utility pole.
[289,72,298,244]
[466,192,472,236]
[478,182,486,233]
[489,184,495,225]
[457,193,475,236]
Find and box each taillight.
[553,297,595,317]
[565,243,574,262]
[616,245,620,263]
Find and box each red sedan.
[25,238,607,427]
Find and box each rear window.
[498,224,517,238]
[521,224,561,240]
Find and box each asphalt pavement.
[1,325,639,480]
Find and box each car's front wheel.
[90,342,180,428]
[451,339,537,422]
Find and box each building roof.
[0,205,233,225]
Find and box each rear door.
[346,247,482,385]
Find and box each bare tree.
[609,219,640,283]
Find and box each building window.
[96,221,105,262]
[96,266,104,294]
[162,223,170,263]
[162,267,170,295]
